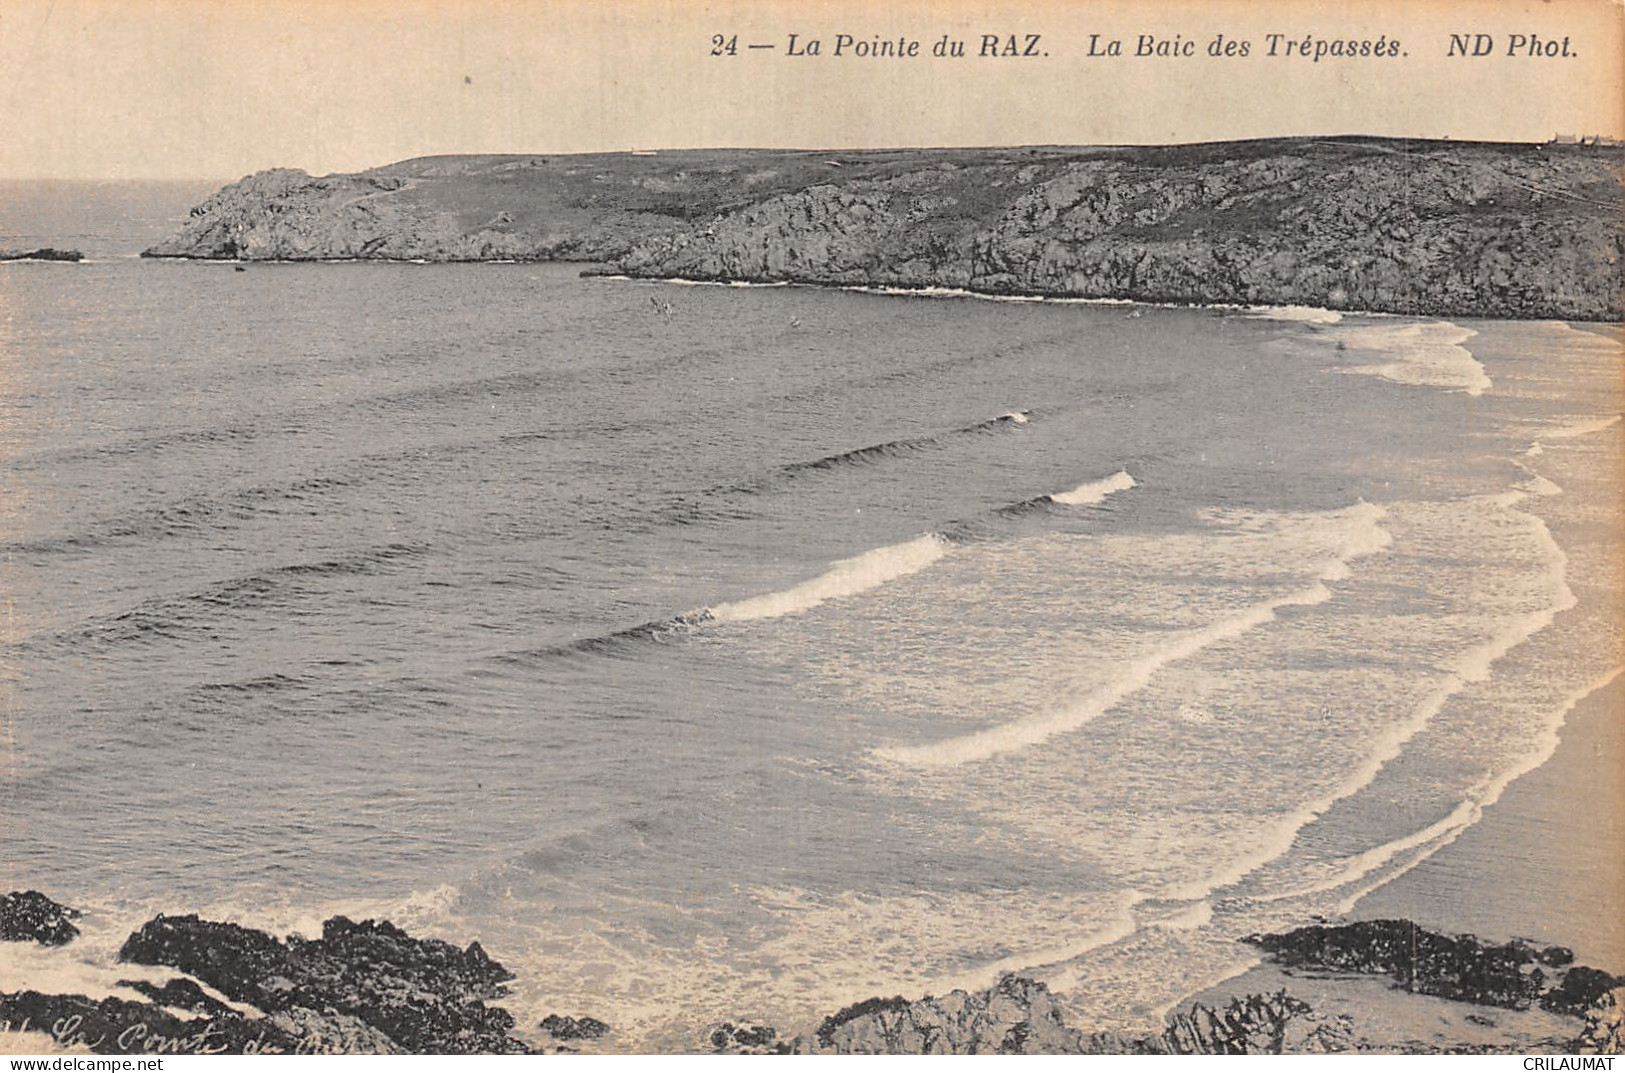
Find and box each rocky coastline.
[138,139,1624,321]
[3,891,1620,1055]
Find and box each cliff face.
[145,140,1624,320]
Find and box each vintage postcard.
[1,0,1622,1058]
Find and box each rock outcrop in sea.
[538,1013,610,1042]
[0,891,80,946]
[140,140,1625,320]
[0,901,533,1055]
[703,1019,790,1054]
[1247,919,1625,1015]
[115,914,528,1053]
[0,247,82,262]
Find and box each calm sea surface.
[1,182,1620,1048]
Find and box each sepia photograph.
[1,0,1622,1058]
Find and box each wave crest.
[1051,470,1136,506]
[876,502,1391,768]
[710,535,948,624]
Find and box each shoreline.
[4,893,1618,1054]
[1172,674,1625,1051]
[1350,673,1625,969]
[117,258,1625,325]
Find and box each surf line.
[875,501,1392,768]
[707,468,1138,624]
[1158,488,1576,906]
[1333,321,1491,396]
[1233,661,1622,924]
[1327,664,1625,914]
[707,533,948,623]
[523,468,1141,663]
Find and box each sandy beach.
[1351,673,1624,969]
[1179,673,1621,1052]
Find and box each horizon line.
[5,131,1622,182]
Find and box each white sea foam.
[931,912,1143,997]
[1524,474,1564,497]
[1244,800,1476,910]
[1530,321,1625,352]
[210,882,470,944]
[1162,491,1575,904]
[600,272,1286,313]
[0,907,259,1017]
[1512,458,1565,498]
[708,534,947,623]
[1333,321,1491,396]
[1248,305,1344,325]
[631,275,787,288]
[744,885,1143,1015]
[876,503,1391,768]
[0,882,475,1010]
[1155,900,1215,932]
[1242,665,1625,915]
[1051,470,1136,506]
[1328,665,1624,914]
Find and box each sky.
[1,0,1621,179]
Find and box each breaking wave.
[1051,470,1137,506]
[874,501,1391,768]
[1248,305,1345,325]
[1333,321,1491,396]
[1163,488,1576,905]
[709,535,948,623]
[526,465,1136,658]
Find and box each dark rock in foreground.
[2,912,523,1054]
[1547,967,1625,1017]
[115,914,528,1054]
[1,891,81,946]
[1247,919,1625,1014]
[704,1020,790,1054]
[1577,987,1625,1054]
[114,978,235,1018]
[539,1013,610,1041]
[802,975,1325,1054]
[0,247,83,262]
[808,975,1082,1054]
[800,946,1625,1056]
[1156,992,1320,1054]
[141,140,1625,321]
[6,906,1620,1054]
[0,990,393,1055]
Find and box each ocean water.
[1,183,1621,1050]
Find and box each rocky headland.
[3,891,1621,1055]
[141,139,1624,320]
